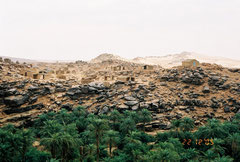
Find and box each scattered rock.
[202,86,210,93]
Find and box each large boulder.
[88,82,106,90]
[66,87,82,100]
[224,106,231,113]
[61,103,73,111]
[124,96,137,101]
[4,94,29,107]
[202,86,210,93]
[117,104,129,112]
[124,101,139,106]
[28,85,39,91]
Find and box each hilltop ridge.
[2,51,240,68]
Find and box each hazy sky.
[0,0,240,61]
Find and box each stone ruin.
[143,65,154,70]
[112,65,126,71]
[20,68,53,80]
[103,75,116,81]
[81,74,97,84]
[57,75,67,80]
[118,76,136,82]
[182,59,200,68]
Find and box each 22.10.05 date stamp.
[182,139,214,146]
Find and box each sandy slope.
[131,52,240,68]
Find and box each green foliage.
[0,108,239,161]
[171,117,195,132]
[25,147,51,162]
[195,119,228,139]
[0,124,35,162]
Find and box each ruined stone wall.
[182,60,200,68]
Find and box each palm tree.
[109,110,123,130]
[124,131,144,162]
[120,118,136,134]
[181,148,199,161]
[72,106,87,118]
[41,133,61,159]
[195,119,227,139]
[179,117,194,132]
[226,133,240,160]
[104,130,119,157]
[58,132,80,161]
[41,132,80,161]
[210,138,225,156]
[17,129,34,162]
[0,127,20,162]
[123,111,140,124]
[124,131,142,145]
[89,118,108,162]
[171,119,181,132]
[139,109,152,132]
[40,120,62,137]
[201,149,218,162]
[213,156,234,162]
[146,142,180,162]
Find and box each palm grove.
[0,106,240,162]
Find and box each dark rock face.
[4,103,44,114]
[160,71,179,82]
[224,106,231,113]
[4,94,29,107]
[55,87,66,92]
[211,97,221,109]
[61,103,73,111]
[182,99,206,107]
[228,68,240,73]
[181,71,204,85]
[66,83,106,99]
[98,106,109,115]
[151,122,171,130]
[208,76,228,89]
[29,96,38,104]
[81,86,89,94]
[28,85,39,91]
[202,86,210,93]
[66,87,82,100]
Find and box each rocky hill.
[90,53,128,63]
[3,52,240,68]
[0,57,240,133]
[89,52,240,68]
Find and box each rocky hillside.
[1,58,240,133]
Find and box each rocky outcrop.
[4,94,29,107]
[4,103,44,114]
